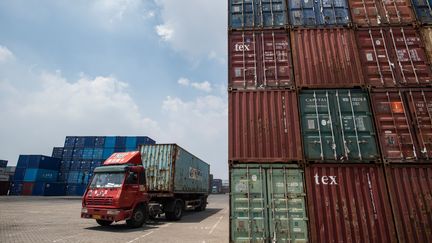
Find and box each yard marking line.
[209,216,224,235]
[126,231,154,243]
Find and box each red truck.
[81,144,210,227]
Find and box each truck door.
[123,172,139,208]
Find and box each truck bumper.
[81,207,133,222]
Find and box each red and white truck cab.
[81,151,150,227]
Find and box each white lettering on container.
[314,173,338,185]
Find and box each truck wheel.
[165,200,183,221]
[126,206,147,228]
[194,197,207,212]
[96,219,113,226]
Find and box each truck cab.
[81,151,150,227]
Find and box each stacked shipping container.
[0,160,9,195]
[228,0,432,242]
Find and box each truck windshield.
[90,172,124,188]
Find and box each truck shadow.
[85,224,159,233]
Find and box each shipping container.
[0,181,9,195]
[102,148,115,159]
[348,0,415,27]
[64,136,76,147]
[291,28,364,88]
[104,136,116,148]
[139,144,210,193]
[51,147,64,159]
[83,136,95,147]
[16,155,29,168]
[43,182,66,196]
[212,179,223,194]
[82,148,94,160]
[66,183,86,196]
[356,27,432,87]
[420,26,432,65]
[92,148,104,159]
[115,136,126,148]
[299,89,379,162]
[94,136,105,147]
[0,160,7,168]
[73,148,83,159]
[125,137,137,148]
[136,136,156,146]
[32,181,46,196]
[62,148,73,159]
[229,90,303,162]
[230,164,308,242]
[26,155,60,170]
[228,30,294,90]
[228,0,288,30]
[288,0,350,26]
[22,182,34,196]
[74,137,85,147]
[23,169,58,182]
[371,89,432,162]
[13,167,26,181]
[385,164,432,243]
[306,164,397,242]
[411,0,432,24]
[9,181,23,195]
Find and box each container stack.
[0,160,9,195]
[228,0,432,242]
[54,136,155,196]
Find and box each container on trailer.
[24,169,58,182]
[22,182,34,196]
[288,0,351,26]
[229,90,303,162]
[411,0,432,25]
[139,144,210,193]
[348,0,415,27]
[385,164,432,243]
[305,164,397,242]
[94,136,105,147]
[0,160,7,168]
[0,181,9,195]
[230,163,308,242]
[64,136,76,147]
[356,27,432,87]
[291,28,364,88]
[44,182,66,196]
[299,89,379,162]
[51,147,64,159]
[104,136,116,148]
[228,0,288,30]
[228,30,294,90]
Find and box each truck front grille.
[86,197,114,206]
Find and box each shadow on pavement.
[85,223,158,233]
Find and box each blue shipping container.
[104,136,116,147]
[115,136,126,147]
[75,137,85,147]
[13,167,26,181]
[73,148,83,159]
[58,172,68,182]
[411,0,432,24]
[44,182,66,196]
[62,148,74,159]
[0,160,7,168]
[229,0,288,29]
[16,155,29,168]
[84,137,95,147]
[66,183,87,196]
[94,137,105,147]
[64,136,76,147]
[70,161,81,170]
[137,136,156,146]
[125,137,137,148]
[92,148,104,159]
[10,182,23,195]
[102,148,115,159]
[51,147,64,159]
[24,169,58,182]
[26,155,61,171]
[32,182,46,196]
[288,0,350,26]
[82,148,94,159]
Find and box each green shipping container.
[139,144,210,194]
[230,164,308,243]
[299,89,379,162]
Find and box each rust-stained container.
[348,0,416,27]
[228,30,294,90]
[420,26,432,67]
[291,28,364,88]
[357,27,432,87]
[370,89,432,162]
[306,164,397,243]
[228,90,302,162]
[385,165,432,243]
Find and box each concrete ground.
[0,194,228,243]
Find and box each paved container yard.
[0,194,228,243]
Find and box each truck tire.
[126,205,147,228]
[96,219,113,226]
[165,200,183,221]
[194,197,207,212]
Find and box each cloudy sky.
[0,0,228,179]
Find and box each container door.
[380,0,415,25]
[405,90,432,160]
[348,0,381,26]
[335,90,379,161]
[321,0,351,25]
[259,0,287,27]
[411,0,432,24]
[289,0,317,26]
[300,91,341,161]
[266,167,308,243]
[229,0,258,29]
[231,166,268,242]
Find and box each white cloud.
[0,45,14,63]
[154,0,227,62]
[155,24,174,41]
[177,77,212,92]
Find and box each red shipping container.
[348,0,415,27]
[306,164,397,243]
[371,89,432,162]
[385,165,432,243]
[357,27,432,87]
[291,28,364,88]
[228,90,302,162]
[22,182,34,196]
[228,30,294,90]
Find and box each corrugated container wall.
[139,144,210,193]
[229,90,303,162]
[348,0,415,27]
[299,89,379,162]
[411,0,432,24]
[385,165,432,243]
[306,164,397,242]
[288,0,350,27]
[291,28,364,88]
[356,27,432,87]
[228,0,288,30]
[370,89,432,162]
[230,164,308,243]
[421,26,432,64]
[228,30,294,90]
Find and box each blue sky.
[0,0,228,179]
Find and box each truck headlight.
[81,208,88,213]
[107,210,120,215]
